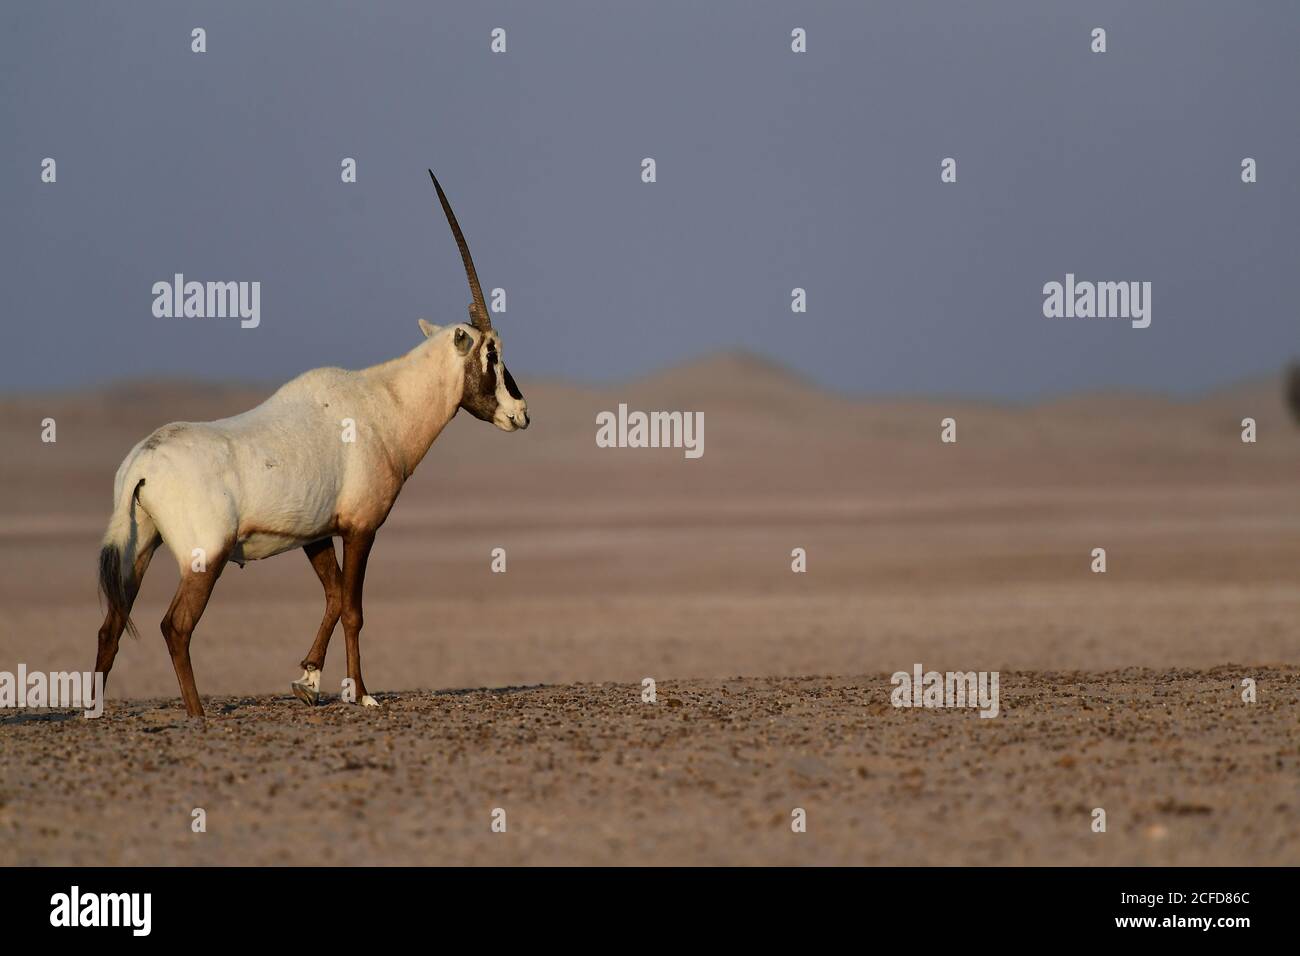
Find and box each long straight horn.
[429,169,491,331]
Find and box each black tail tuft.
[98,544,137,638]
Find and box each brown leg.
[94,534,161,685]
[340,531,376,705]
[291,538,343,705]
[160,551,227,718]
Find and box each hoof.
[360,694,380,708]
[291,668,322,706]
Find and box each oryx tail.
[98,476,148,637]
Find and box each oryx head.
[420,170,529,432]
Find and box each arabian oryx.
[94,171,529,717]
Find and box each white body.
[104,323,522,575]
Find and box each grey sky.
[2,1,1297,398]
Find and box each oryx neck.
[364,341,461,477]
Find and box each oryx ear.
[417,319,441,339]
[454,327,473,355]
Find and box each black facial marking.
[503,365,523,400]
[458,336,500,423]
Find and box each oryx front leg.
[341,530,379,707]
[292,538,342,705]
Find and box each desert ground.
[1,354,1298,865]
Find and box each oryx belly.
[229,443,345,561]
[231,530,317,562]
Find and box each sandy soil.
[1,355,1298,864]
[2,669,1296,866]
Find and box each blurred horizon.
[3,347,1295,410]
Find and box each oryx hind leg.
[291,537,342,706]
[160,544,230,719]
